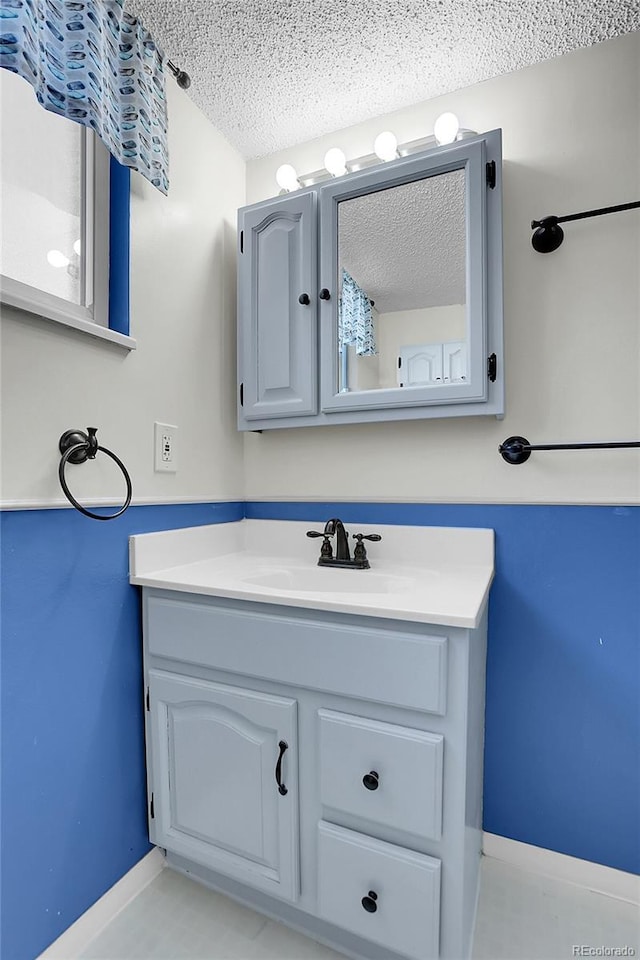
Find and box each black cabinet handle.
[361,891,378,913]
[298,293,310,305]
[275,740,288,796]
[319,288,331,300]
[362,770,379,791]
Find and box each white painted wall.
[0,83,246,507]
[244,35,640,505]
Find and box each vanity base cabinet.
[142,589,487,960]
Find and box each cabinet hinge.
[150,794,155,819]
[486,161,496,189]
[240,382,244,407]
[145,687,150,712]
[487,353,497,382]
[240,230,244,254]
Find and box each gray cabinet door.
[238,191,317,421]
[148,670,299,901]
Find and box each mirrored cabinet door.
[319,138,491,414]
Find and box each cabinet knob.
[362,770,379,791]
[361,891,378,913]
[319,288,331,300]
[298,293,310,305]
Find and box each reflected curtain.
[0,0,169,193]
[339,269,377,356]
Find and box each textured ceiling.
[339,170,466,312]
[130,1,639,159]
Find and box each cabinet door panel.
[169,702,277,864]
[239,192,317,420]
[149,670,299,901]
[398,343,444,387]
[443,340,467,382]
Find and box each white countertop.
[129,519,494,628]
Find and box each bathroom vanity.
[130,520,494,960]
[237,130,504,430]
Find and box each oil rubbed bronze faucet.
[306,518,381,569]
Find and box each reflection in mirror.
[337,169,467,393]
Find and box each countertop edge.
[130,573,492,630]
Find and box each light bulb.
[373,131,398,162]
[47,249,70,268]
[433,112,460,145]
[73,239,81,256]
[324,147,347,177]
[275,164,299,192]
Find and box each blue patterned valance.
[0,0,169,193]
[339,269,377,356]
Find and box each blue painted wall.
[1,500,638,960]
[247,502,640,877]
[0,502,243,960]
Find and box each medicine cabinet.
[237,130,503,431]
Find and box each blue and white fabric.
[339,269,377,356]
[0,0,169,193]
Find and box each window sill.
[39,309,137,350]
[1,281,136,351]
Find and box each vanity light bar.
[275,124,477,193]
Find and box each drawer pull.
[275,739,288,796]
[362,770,379,791]
[361,890,378,913]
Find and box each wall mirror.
[319,136,497,416]
[337,169,467,394]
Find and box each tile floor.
[80,857,639,960]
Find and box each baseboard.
[36,838,638,959]
[482,832,639,904]
[37,848,165,959]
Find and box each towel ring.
[58,427,132,521]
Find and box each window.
[0,69,133,349]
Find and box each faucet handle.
[306,530,333,559]
[353,533,382,543]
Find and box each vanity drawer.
[146,595,448,714]
[319,710,443,841]
[317,821,441,960]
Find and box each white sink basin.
[129,519,495,627]
[243,568,426,595]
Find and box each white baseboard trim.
[36,838,638,959]
[37,848,165,959]
[483,832,640,904]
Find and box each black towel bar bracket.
[499,435,640,465]
[58,427,132,520]
[531,200,640,252]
